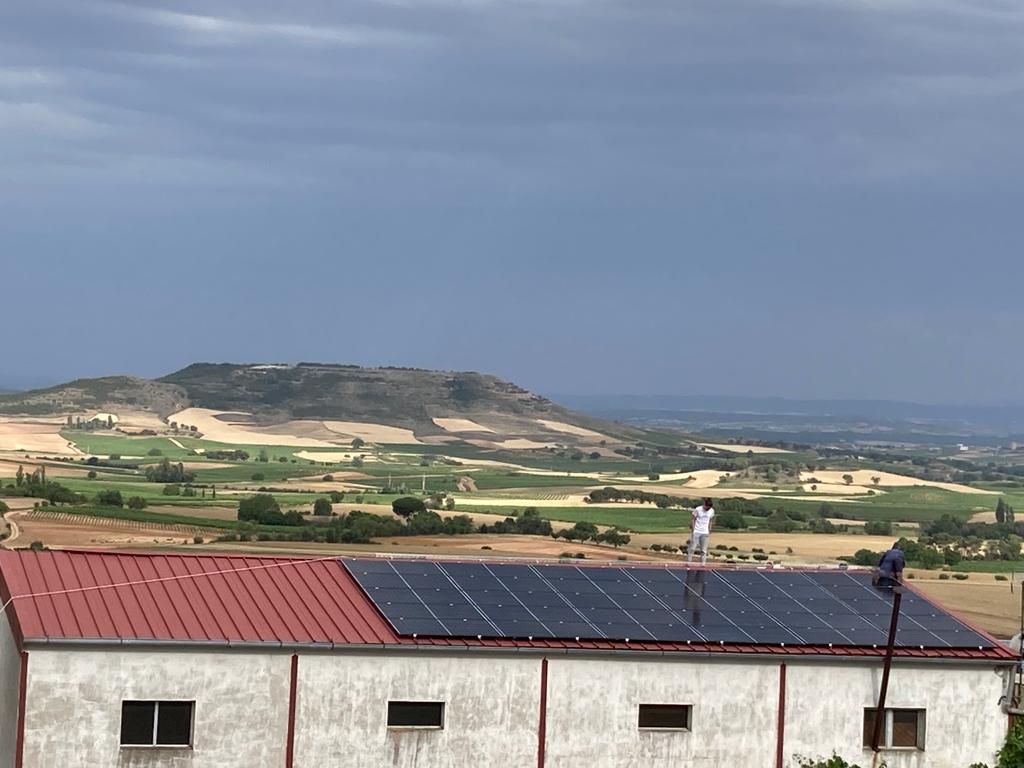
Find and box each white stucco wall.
[6,645,1013,768]
[21,648,291,768]
[293,652,541,768]
[784,662,1009,768]
[544,656,780,768]
[0,610,20,768]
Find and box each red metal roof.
[0,550,1014,661]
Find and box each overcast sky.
[2,0,1023,402]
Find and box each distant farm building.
[0,551,1016,767]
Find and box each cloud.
[100,4,431,48]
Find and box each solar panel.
[341,559,995,649]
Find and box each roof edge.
[21,637,1015,665]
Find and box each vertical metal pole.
[871,587,902,753]
[537,658,549,768]
[286,654,298,768]
[775,663,787,768]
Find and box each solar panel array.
[342,559,993,649]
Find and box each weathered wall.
[10,646,1013,768]
[293,652,540,768]
[0,610,20,768]
[784,662,1009,768]
[22,649,291,768]
[544,656,779,768]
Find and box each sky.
[2,0,1023,403]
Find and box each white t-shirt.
[692,505,715,535]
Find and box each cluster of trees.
[996,498,1016,524]
[145,458,195,484]
[848,528,1018,569]
[587,487,684,508]
[64,414,115,431]
[93,490,147,509]
[204,450,249,461]
[163,484,210,498]
[552,521,631,547]
[478,508,554,536]
[228,503,476,544]
[237,494,304,526]
[1,467,82,504]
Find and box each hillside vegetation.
[0,363,628,439]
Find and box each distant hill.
[0,363,625,441]
[0,376,187,417]
[559,393,1024,443]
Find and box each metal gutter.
[21,637,1015,667]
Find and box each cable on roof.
[0,554,346,615]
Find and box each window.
[387,701,445,729]
[120,701,194,747]
[862,708,925,750]
[638,704,692,730]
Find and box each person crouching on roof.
[687,498,715,565]
[875,542,905,588]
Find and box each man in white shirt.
[687,498,715,565]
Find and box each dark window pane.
[638,704,691,730]
[120,701,156,746]
[156,702,194,746]
[387,701,444,728]
[891,709,921,748]
[862,709,879,748]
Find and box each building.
[0,549,1016,768]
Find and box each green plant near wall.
[795,755,884,768]
[971,718,1024,768]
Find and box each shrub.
[938,573,950,580]
[251,473,265,482]
[716,510,747,530]
[752,554,769,561]
[193,535,204,545]
[147,448,163,456]
[392,496,427,519]
[238,494,302,526]
[86,470,97,480]
[329,491,345,503]
[481,545,492,550]
[996,574,1008,581]
[864,520,893,536]
[127,496,147,510]
[953,573,968,580]
[29,540,45,551]
[96,490,123,507]
[313,498,333,517]
[163,484,181,496]
[322,475,334,482]
[795,755,871,768]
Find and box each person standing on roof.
[687,498,715,565]
[875,542,905,588]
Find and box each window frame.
[386,701,446,730]
[862,707,926,751]
[119,700,196,749]
[637,703,693,732]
